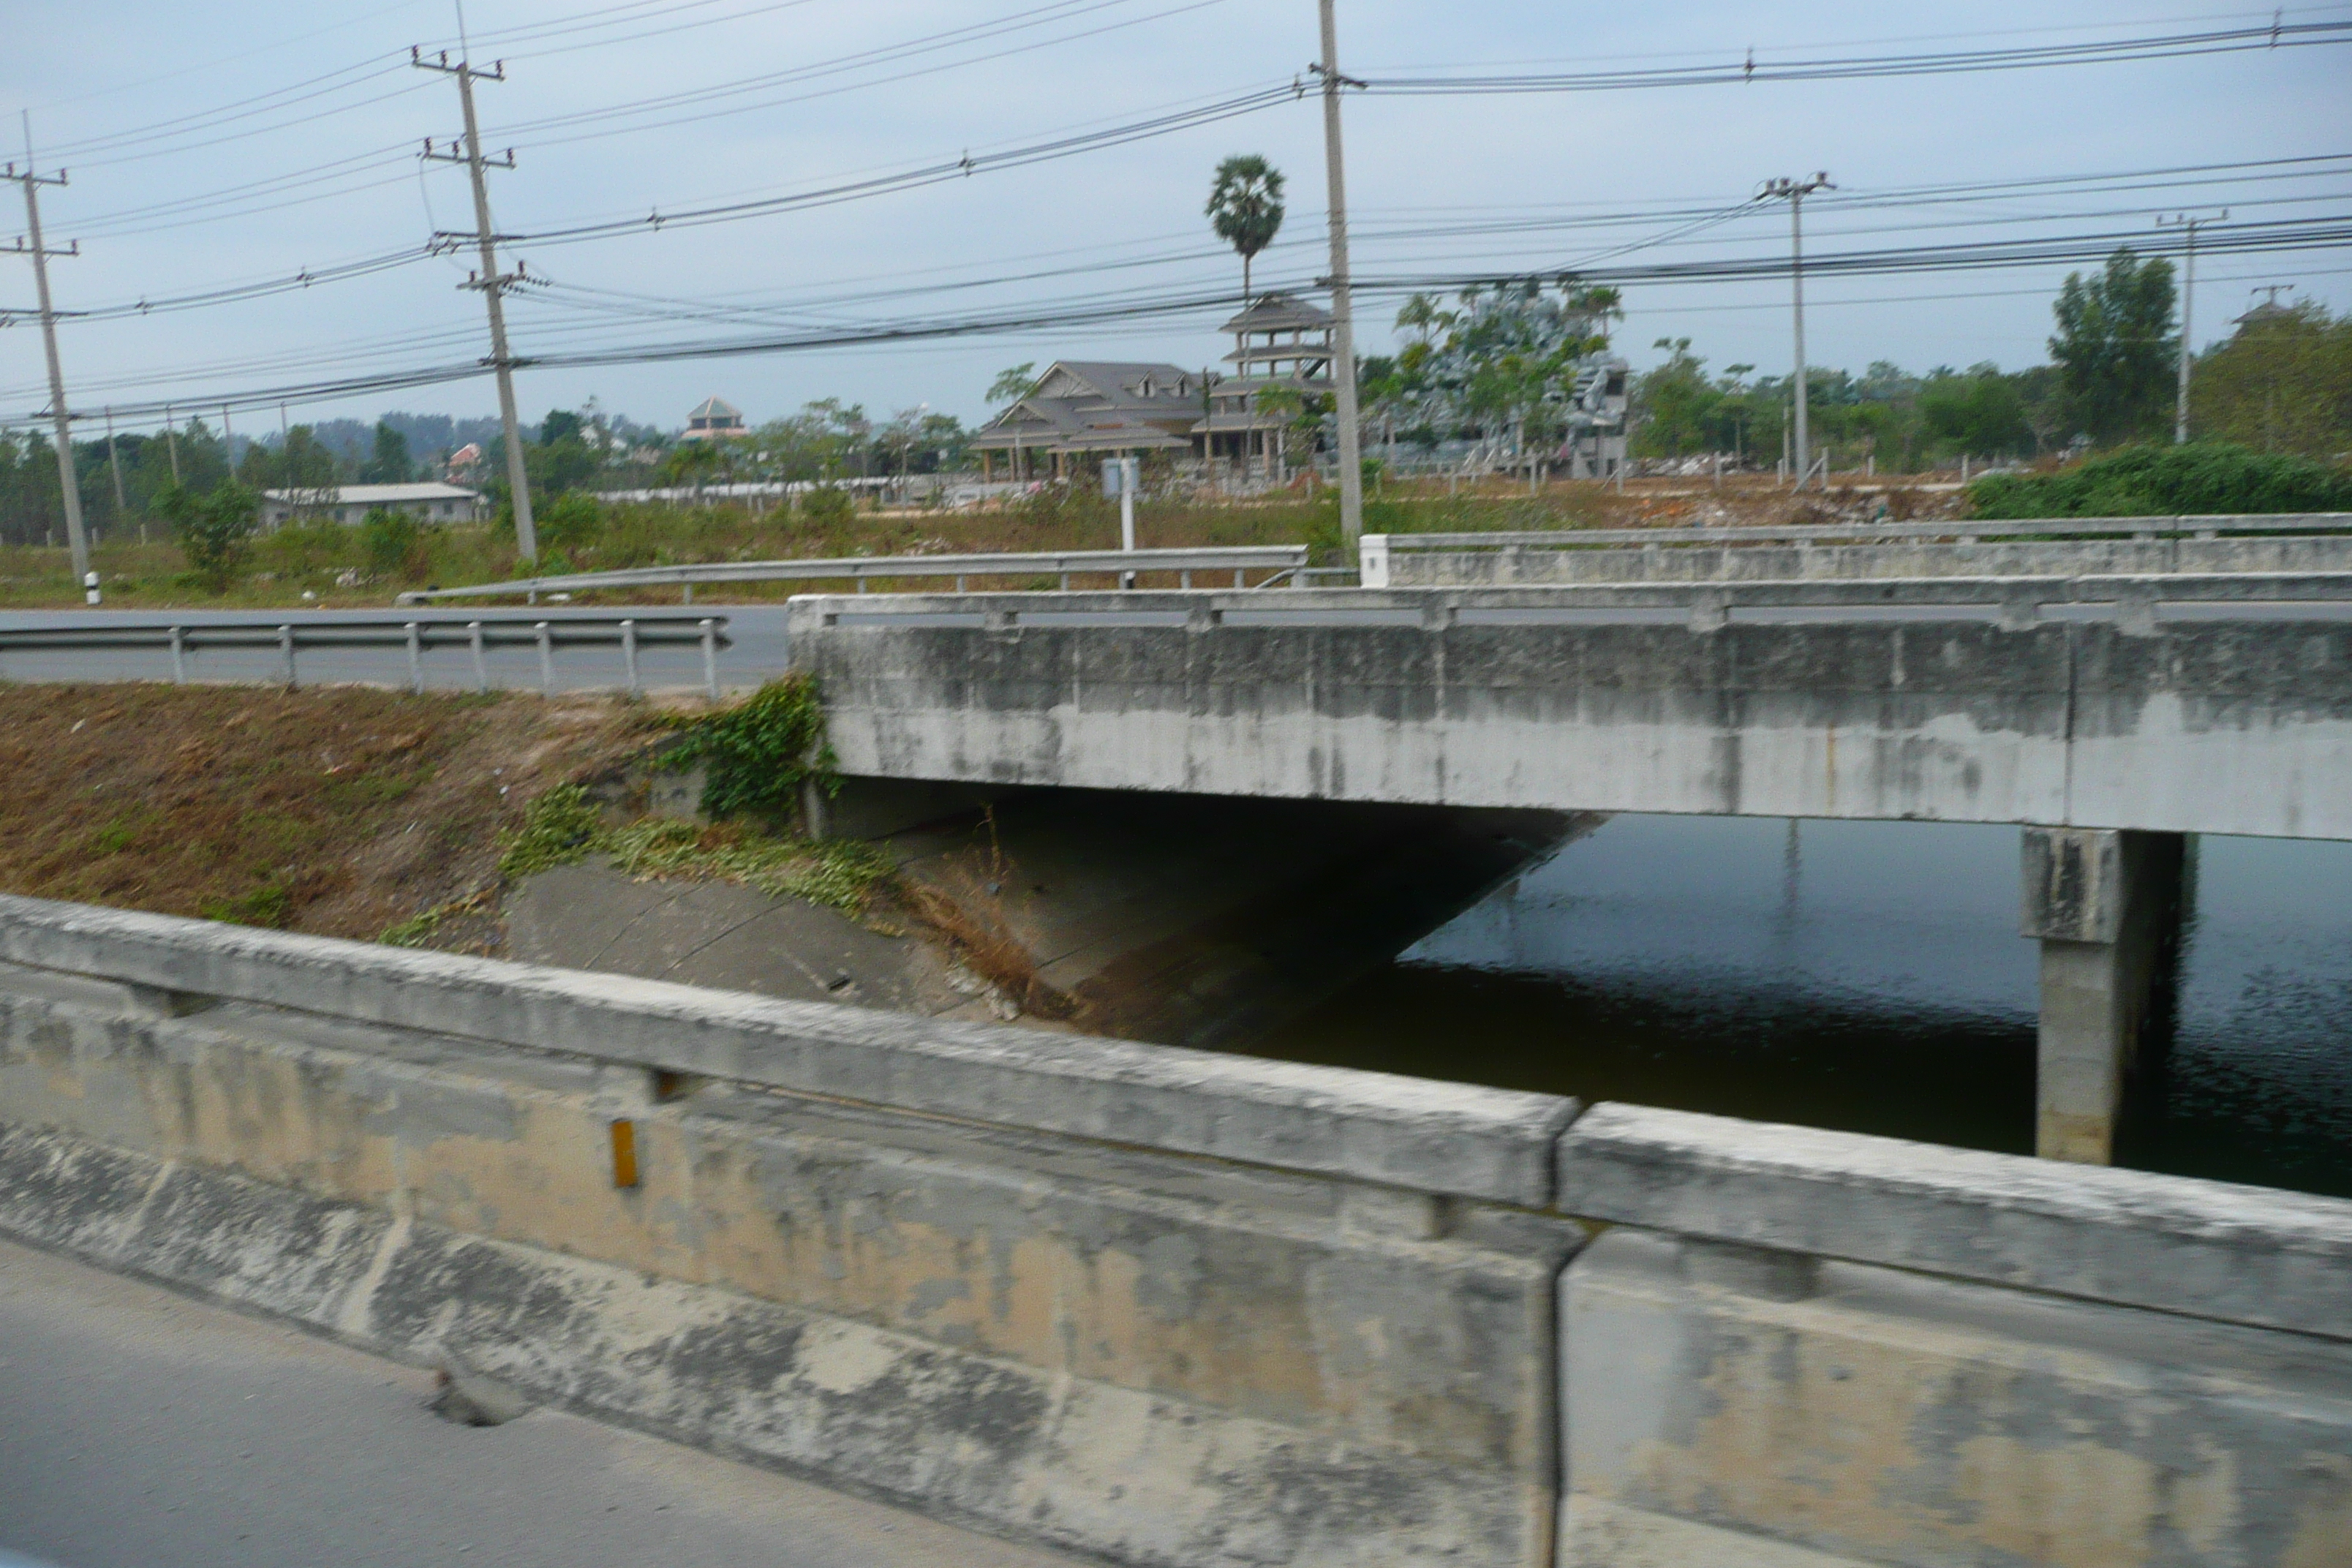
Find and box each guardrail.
[794,572,2352,636]
[0,613,731,698]
[1364,512,2352,559]
[394,545,1313,606]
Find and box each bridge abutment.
[2021,826,2187,1164]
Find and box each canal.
[1254,814,2352,1199]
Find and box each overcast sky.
[4,0,2347,439]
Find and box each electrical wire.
[1360,19,2352,94]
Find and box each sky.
[3,0,2348,442]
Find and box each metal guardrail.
[1365,513,2352,554]
[0,614,732,698]
[394,546,1313,606]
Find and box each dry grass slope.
[0,685,659,941]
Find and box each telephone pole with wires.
[1758,172,1833,490]
[1313,0,1366,551]
[415,41,538,562]
[7,125,98,600]
[2158,208,2227,444]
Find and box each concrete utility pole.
[415,39,538,562]
[7,129,97,601]
[2159,209,2225,445]
[1759,172,1833,490]
[1314,0,1365,553]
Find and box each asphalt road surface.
[0,1238,1081,1568]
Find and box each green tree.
[1206,154,1285,304]
[1918,364,2032,457]
[358,421,411,484]
[987,363,1039,405]
[157,480,261,588]
[1630,339,1720,457]
[2051,249,2177,445]
[540,408,585,446]
[2188,299,2352,456]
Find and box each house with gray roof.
[968,293,1338,482]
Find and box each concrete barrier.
[1,894,2346,1567]
[1364,521,2352,588]
[1553,1106,2352,1566]
[0,893,1578,1567]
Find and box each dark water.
[1256,815,2352,1198]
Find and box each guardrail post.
[621,618,639,694]
[405,622,423,693]
[698,618,718,702]
[536,622,554,694]
[168,625,186,685]
[1232,568,1244,588]
[278,625,295,688]
[468,621,487,693]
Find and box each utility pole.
[415,41,538,562]
[1760,173,1833,490]
[1313,0,1365,554]
[7,129,97,601]
[104,404,128,538]
[2159,209,2226,445]
[164,404,180,483]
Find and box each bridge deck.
[790,582,2352,840]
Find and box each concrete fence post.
[278,625,295,688]
[698,619,718,703]
[620,619,639,695]
[467,621,488,694]
[405,622,423,694]
[535,622,554,695]
[167,625,186,685]
[2021,826,2187,1164]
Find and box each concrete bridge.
[790,576,2352,1164]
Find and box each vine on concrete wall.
[657,674,837,823]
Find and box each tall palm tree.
[1206,155,1285,307]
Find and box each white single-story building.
[260,483,484,529]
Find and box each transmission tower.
[414,43,539,562]
[6,126,97,600]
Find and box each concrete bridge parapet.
[0,896,2345,1567]
[788,583,2352,840]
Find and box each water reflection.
[1255,815,2352,1196]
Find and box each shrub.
[496,783,603,880]
[358,507,424,580]
[537,490,603,550]
[799,485,855,527]
[157,480,262,587]
[1968,442,2352,519]
[661,675,835,822]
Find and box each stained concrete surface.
[0,1237,1084,1568]
[505,860,984,1018]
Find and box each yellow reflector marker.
[610,1118,638,1188]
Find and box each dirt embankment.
[0,684,662,943]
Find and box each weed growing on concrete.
[603,818,891,913]
[658,676,836,821]
[496,784,605,880]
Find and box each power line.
[1360,19,2352,94]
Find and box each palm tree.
[1206,155,1285,307]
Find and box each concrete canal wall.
[0,894,2345,1567]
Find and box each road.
[0,1238,1081,1568]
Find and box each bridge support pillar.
[2021,827,2187,1164]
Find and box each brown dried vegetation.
[0,683,659,940]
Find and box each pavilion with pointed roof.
[679,396,748,441]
